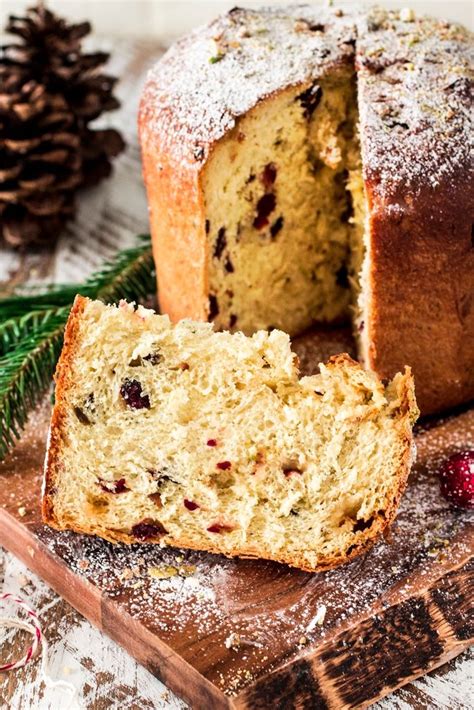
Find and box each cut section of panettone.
[43,296,418,572]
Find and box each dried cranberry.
[120,378,150,409]
[131,519,168,540]
[253,193,276,230]
[439,450,474,509]
[216,461,231,470]
[261,162,277,189]
[207,523,234,533]
[207,439,218,447]
[184,499,200,511]
[98,478,129,494]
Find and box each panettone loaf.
[43,295,418,572]
[139,5,474,415]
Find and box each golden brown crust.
[43,338,416,573]
[42,295,89,528]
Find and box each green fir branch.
[0,234,154,461]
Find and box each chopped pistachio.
[148,565,178,579]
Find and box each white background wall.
[2,1,473,40]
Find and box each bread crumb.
[78,559,89,571]
[18,506,27,517]
[298,635,309,646]
[119,567,134,581]
[225,632,241,649]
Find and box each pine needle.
[0,234,154,461]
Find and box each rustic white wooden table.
[0,38,472,710]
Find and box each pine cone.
[0,5,125,248]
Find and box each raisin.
[229,314,238,328]
[74,406,91,425]
[261,162,277,189]
[131,519,168,540]
[309,22,325,31]
[270,216,284,239]
[148,492,162,507]
[253,193,276,229]
[216,461,231,470]
[208,295,219,321]
[224,256,234,273]
[120,378,150,409]
[207,523,234,533]
[246,173,256,184]
[336,265,349,288]
[207,439,218,447]
[205,219,210,234]
[184,499,200,511]
[297,83,323,119]
[98,478,129,494]
[213,227,227,259]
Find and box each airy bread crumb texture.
[204,70,365,337]
[44,296,418,572]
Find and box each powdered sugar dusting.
[140,6,356,163]
[357,8,473,196]
[141,4,472,202]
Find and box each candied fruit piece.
[184,499,200,511]
[216,461,231,470]
[98,478,129,494]
[207,522,234,533]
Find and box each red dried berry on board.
[184,499,200,511]
[439,450,474,509]
[120,378,150,409]
[207,523,234,533]
[216,461,231,470]
[207,438,217,447]
[131,519,168,540]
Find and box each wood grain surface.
[0,38,473,710]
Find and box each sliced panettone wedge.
[43,295,418,572]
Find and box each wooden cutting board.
[0,327,472,710]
